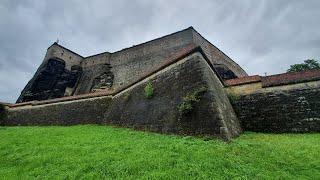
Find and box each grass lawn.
[0,125,319,179]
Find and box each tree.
[287,59,320,72]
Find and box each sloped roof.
[225,75,261,86]
[262,70,320,87]
[225,70,320,87]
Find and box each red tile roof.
[224,75,261,86]
[225,70,320,87]
[262,70,320,87]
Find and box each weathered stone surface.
[90,64,114,92]
[17,58,82,103]
[231,87,320,132]
[214,64,238,80]
[7,96,111,125]
[7,27,320,138]
[103,53,241,138]
[18,27,247,102]
[6,52,241,139]
[192,29,247,77]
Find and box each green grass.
[0,126,319,179]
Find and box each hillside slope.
[0,125,319,179]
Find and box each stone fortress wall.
[46,43,83,70]
[75,28,195,95]
[16,43,84,103]
[1,27,319,140]
[3,50,242,140]
[192,30,247,78]
[225,71,320,133]
[73,27,248,96]
[19,27,247,101]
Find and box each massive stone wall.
[104,52,241,139]
[74,52,112,94]
[5,52,241,140]
[75,28,195,95]
[17,27,248,102]
[192,30,247,78]
[17,43,84,103]
[45,43,83,70]
[6,96,111,125]
[17,58,82,102]
[74,27,249,96]
[228,81,320,133]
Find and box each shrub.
[287,59,320,72]
[178,87,207,114]
[144,82,154,99]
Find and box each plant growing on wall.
[144,82,154,99]
[178,87,207,114]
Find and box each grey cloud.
[0,0,320,102]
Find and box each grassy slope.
[0,126,319,179]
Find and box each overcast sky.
[0,0,319,102]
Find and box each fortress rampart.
[1,27,319,140]
[17,27,247,103]
[3,50,242,140]
[225,70,320,133]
